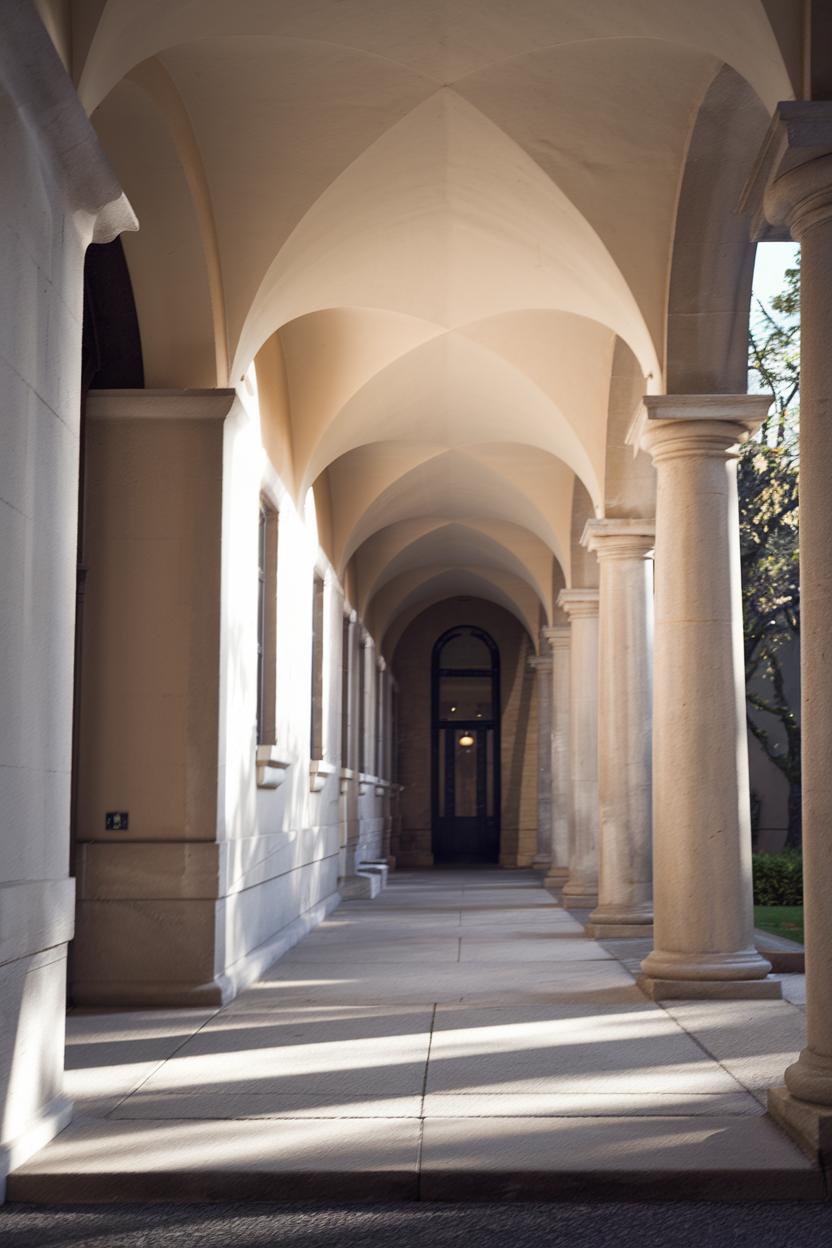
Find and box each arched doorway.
[431,626,501,863]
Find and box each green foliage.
[753,904,804,944]
[742,258,801,845]
[752,851,803,906]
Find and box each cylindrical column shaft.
[557,590,600,908]
[529,652,553,871]
[542,626,571,889]
[639,398,774,993]
[584,521,655,937]
[766,156,832,1103]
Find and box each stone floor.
[7,869,822,1203]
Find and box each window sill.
[309,759,337,793]
[256,745,292,790]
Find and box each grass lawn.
[754,905,804,945]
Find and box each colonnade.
[531,401,777,995]
[527,104,832,1161]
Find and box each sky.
[752,240,799,309]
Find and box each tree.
[742,257,800,847]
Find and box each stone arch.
[665,64,773,395]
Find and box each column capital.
[581,518,655,560]
[740,101,832,241]
[528,654,553,673]
[557,588,599,621]
[633,394,771,465]
[542,625,570,651]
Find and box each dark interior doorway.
[431,626,500,863]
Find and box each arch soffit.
[665,63,775,395]
[357,520,555,616]
[373,566,542,655]
[90,74,216,388]
[329,443,575,575]
[386,592,537,668]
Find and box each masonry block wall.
[392,597,539,868]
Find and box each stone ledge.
[637,974,783,1002]
[754,928,805,973]
[256,745,292,789]
[309,760,337,793]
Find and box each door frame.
[430,625,501,862]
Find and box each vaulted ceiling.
[71,0,796,649]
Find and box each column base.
[543,868,569,892]
[561,892,598,909]
[531,855,551,872]
[642,946,773,982]
[637,974,782,1001]
[768,1086,832,1166]
[586,903,653,939]
[585,921,653,939]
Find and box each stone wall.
[0,5,135,1193]
[70,386,392,1006]
[392,598,538,867]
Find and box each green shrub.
[752,851,803,906]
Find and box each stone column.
[762,133,832,1156]
[583,520,655,938]
[557,590,600,908]
[541,626,571,889]
[637,396,776,1000]
[528,651,553,872]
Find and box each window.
[375,665,383,778]
[358,635,368,774]
[256,503,278,745]
[310,573,325,760]
[340,614,352,769]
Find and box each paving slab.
[422,1092,760,1117]
[659,1000,806,1105]
[110,1092,424,1119]
[459,938,613,962]
[426,1004,745,1095]
[8,869,821,1204]
[8,1118,421,1203]
[420,1115,824,1200]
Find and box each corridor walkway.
[9,871,822,1202]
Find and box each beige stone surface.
[0,3,136,1185]
[419,1115,822,1201]
[759,120,832,1125]
[11,870,819,1201]
[557,590,600,908]
[639,401,777,994]
[584,520,654,935]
